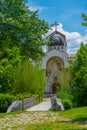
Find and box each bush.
[57,91,72,101]
[0,94,16,113]
[12,60,45,95]
[62,99,72,110]
[57,91,73,110]
[16,93,43,104]
[16,93,33,100]
[0,47,22,94]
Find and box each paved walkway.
[26,98,51,111]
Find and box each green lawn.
[58,106,87,121]
[0,107,87,130]
[13,122,87,130]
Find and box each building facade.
[42,28,68,94]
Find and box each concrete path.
[26,98,51,111]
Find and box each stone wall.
[7,96,42,113]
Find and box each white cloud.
[29,6,56,12]
[29,6,49,12]
[45,23,87,54]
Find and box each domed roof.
[49,35,64,46]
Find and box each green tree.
[0,47,22,93]
[0,0,50,61]
[0,0,49,94]
[71,43,87,107]
[12,60,45,95]
[71,10,87,107]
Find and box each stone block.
[51,97,64,111]
[7,100,22,113]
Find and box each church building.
[42,23,68,94]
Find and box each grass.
[0,110,27,118]
[0,107,87,129]
[8,122,87,130]
[58,106,87,121]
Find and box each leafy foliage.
[57,67,73,110]
[0,0,50,61]
[0,0,49,96]
[12,60,45,95]
[82,12,87,26]
[0,94,16,113]
[71,43,87,107]
[0,47,22,93]
[57,91,73,110]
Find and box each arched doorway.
[52,82,61,94]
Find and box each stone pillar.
[51,97,65,111]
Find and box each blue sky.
[27,0,87,53]
[28,0,87,35]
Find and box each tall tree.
[70,9,87,107]
[0,0,50,61]
[0,0,49,93]
[71,43,87,107]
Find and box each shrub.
[57,91,72,100]
[0,47,22,94]
[0,94,16,113]
[57,91,73,110]
[16,93,43,104]
[62,99,72,110]
[12,60,45,95]
[16,93,33,100]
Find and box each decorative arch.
[46,56,64,71]
[42,49,68,69]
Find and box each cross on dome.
[54,21,59,31]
